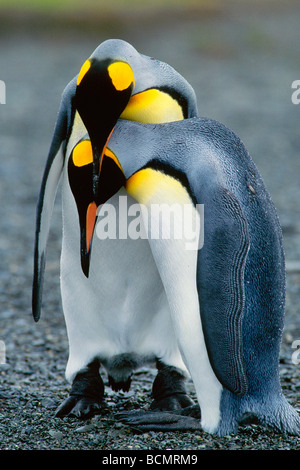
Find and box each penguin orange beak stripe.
[86,201,98,254]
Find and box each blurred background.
[0,0,299,449]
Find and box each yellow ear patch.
[77,59,91,86]
[108,62,135,91]
[72,140,93,167]
[120,89,184,123]
[126,168,188,205]
[105,147,124,173]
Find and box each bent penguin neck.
[108,119,163,178]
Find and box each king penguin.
[33,39,300,436]
[102,118,300,436]
[33,39,199,421]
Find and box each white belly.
[60,176,187,382]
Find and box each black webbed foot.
[55,359,104,420]
[55,395,103,419]
[116,362,201,432]
[150,360,195,412]
[180,403,201,419]
[116,409,202,432]
[150,393,195,413]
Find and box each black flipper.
[32,78,77,322]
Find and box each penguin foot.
[150,392,195,413]
[180,403,201,418]
[116,361,199,431]
[150,361,194,412]
[117,403,201,432]
[55,359,104,420]
[55,395,103,420]
[116,409,202,432]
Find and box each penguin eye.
[72,140,93,167]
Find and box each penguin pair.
[33,39,300,436]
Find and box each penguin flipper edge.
[197,185,250,396]
[32,80,76,322]
[32,141,64,322]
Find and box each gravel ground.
[0,1,300,451]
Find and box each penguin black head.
[69,58,134,276]
[75,57,134,190]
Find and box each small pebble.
[75,424,94,433]
[48,430,64,440]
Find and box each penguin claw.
[150,393,195,413]
[55,396,103,420]
[116,410,202,432]
[180,403,201,419]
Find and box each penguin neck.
[108,119,160,178]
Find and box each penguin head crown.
[75,56,135,146]
[77,57,135,91]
